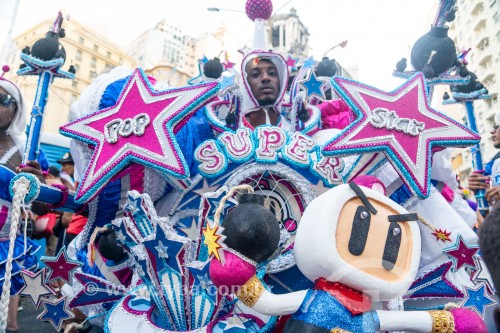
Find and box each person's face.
[245,58,280,106]
[0,87,17,131]
[61,162,74,177]
[491,124,500,149]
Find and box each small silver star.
[155,241,169,259]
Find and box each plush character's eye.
[382,221,402,271]
[382,213,416,270]
[348,206,371,256]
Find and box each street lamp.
[207,7,244,13]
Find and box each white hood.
[238,50,289,116]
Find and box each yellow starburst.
[203,222,225,262]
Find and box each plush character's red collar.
[314,278,372,315]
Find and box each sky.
[0,0,439,89]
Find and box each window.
[89,70,96,79]
[76,50,82,61]
[106,51,111,59]
[72,80,78,88]
[93,44,99,52]
[79,37,85,45]
[70,94,77,104]
[90,57,97,68]
[74,64,80,73]
[119,58,123,65]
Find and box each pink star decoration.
[60,69,218,203]
[285,55,298,69]
[323,73,480,198]
[42,247,82,284]
[443,234,479,272]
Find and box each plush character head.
[294,182,421,301]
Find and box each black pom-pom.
[203,57,224,79]
[68,65,76,74]
[443,92,450,100]
[411,26,457,77]
[31,33,66,64]
[315,57,337,77]
[222,193,280,263]
[58,28,66,38]
[225,112,237,128]
[98,229,127,262]
[395,58,407,72]
[21,46,31,55]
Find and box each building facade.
[6,19,136,135]
[446,0,500,180]
[126,19,198,87]
[266,7,311,58]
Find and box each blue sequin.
[291,289,376,333]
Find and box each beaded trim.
[428,310,455,333]
[46,184,69,210]
[236,275,265,308]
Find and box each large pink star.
[323,73,480,198]
[443,235,479,272]
[60,69,218,203]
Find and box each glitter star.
[460,282,496,317]
[42,247,82,284]
[188,260,213,292]
[298,70,327,100]
[472,256,495,294]
[154,240,169,259]
[432,228,452,242]
[193,179,220,197]
[443,235,479,272]
[323,73,480,198]
[203,222,226,262]
[301,56,316,69]
[37,297,74,331]
[180,218,200,240]
[60,69,219,203]
[285,55,298,70]
[19,269,56,308]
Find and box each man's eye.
[268,70,277,77]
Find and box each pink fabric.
[352,175,386,195]
[209,250,255,290]
[440,183,455,203]
[318,99,354,130]
[450,308,487,333]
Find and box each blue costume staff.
[17,11,75,163]
[443,66,490,216]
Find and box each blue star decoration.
[19,268,56,308]
[298,70,327,101]
[219,74,238,96]
[140,213,187,275]
[187,260,213,295]
[203,187,238,221]
[301,56,316,70]
[60,69,219,203]
[37,297,74,331]
[459,282,496,317]
[17,52,75,79]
